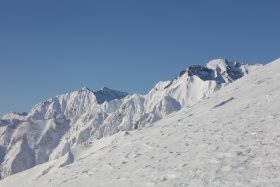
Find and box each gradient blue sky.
[1,0,280,116]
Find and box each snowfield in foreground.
[0,58,279,187]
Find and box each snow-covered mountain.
[0,57,278,187]
[2,87,128,121]
[0,59,261,180]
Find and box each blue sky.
[1,0,280,116]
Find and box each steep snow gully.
[0,58,266,185]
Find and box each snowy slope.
[0,58,279,187]
[0,59,260,180]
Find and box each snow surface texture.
[0,59,261,181]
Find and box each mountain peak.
[186,59,260,83]
[99,86,111,93]
[206,58,229,70]
[79,86,92,92]
[94,87,129,104]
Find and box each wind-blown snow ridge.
[0,58,261,179]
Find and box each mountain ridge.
[0,58,262,179]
